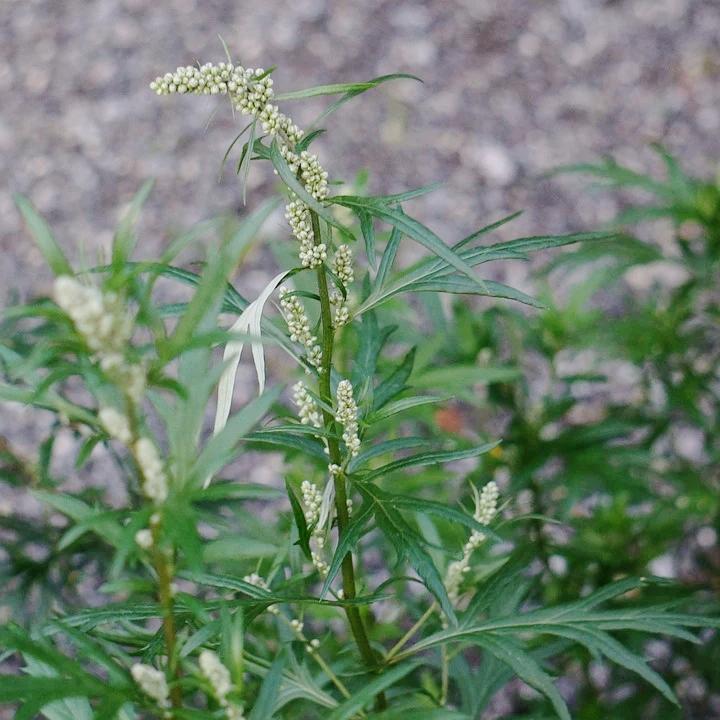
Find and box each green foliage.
[0,58,716,720]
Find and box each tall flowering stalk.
[151,61,378,676]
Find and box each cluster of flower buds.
[329,289,350,329]
[131,664,170,709]
[199,650,232,705]
[279,288,322,367]
[332,245,354,284]
[99,406,132,444]
[292,381,322,428]
[445,481,499,604]
[150,60,352,283]
[285,199,326,269]
[301,479,331,576]
[335,380,360,457]
[54,276,146,404]
[133,437,169,505]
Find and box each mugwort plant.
[0,55,717,720]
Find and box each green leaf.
[15,195,73,276]
[373,347,416,410]
[359,210,377,269]
[239,120,257,204]
[347,436,427,473]
[471,635,570,720]
[331,199,487,297]
[411,365,520,390]
[286,479,313,560]
[368,394,447,422]
[246,428,328,461]
[362,441,500,482]
[333,183,443,206]
[162,199,277,359]
[375,221,402,289]
[22,658,93,720]
[404,276,543,308]
[191,387,280,485]
[112,180,153,267]
[385,492,499,539]
[248,652,286,720]
[203,536,281,562]
[359,484,456,623]
[326,662,419,720]
[275,73,422,101]
[320,500,374,598]
[307,73,423,129]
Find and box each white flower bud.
[335,380,360,457]
[131,664,170,707]
[99,406,132,444]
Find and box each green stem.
[151,520,182,713]
[310,210,386,709]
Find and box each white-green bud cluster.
[151,60,352,276]
[99,406,132,444]
[279,288,322,367]
[335,380,360,457]
[54,276,145,403]
[332,245,354,285]
[131,664,170,708]
[54,276,132,354]
[301,480,322,527]
[445,481,499,604]
[301,479,330,575]
[330,289,350,329]
[285,199,326,269]
[292,381,322,428]
[133,437,168,504]
[199,650,233,706]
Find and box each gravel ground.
[2,0,720,306]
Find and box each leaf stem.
[310,209,386,709]
[386,602,437,661]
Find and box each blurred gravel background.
[2,0,720,305]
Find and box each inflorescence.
[445,481,499,604]
[335,380,360,458]
[54,276,145,404]
[150,62,351,277]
